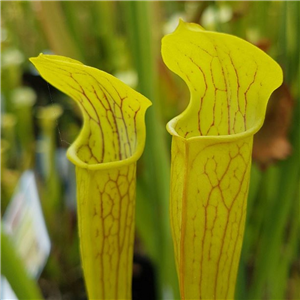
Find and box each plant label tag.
[3,170,51,279]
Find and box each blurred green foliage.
[1,1,299,300]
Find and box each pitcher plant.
[30,54,151,299]
[162,20,283,299]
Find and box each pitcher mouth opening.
[66,124,147,171]
[166,116,261,143]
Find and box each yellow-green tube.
[30,54,151,299]
[162,20,283,299]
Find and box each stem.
[11,87,36,170]
[33,1,83,61]
[122,2,179,298]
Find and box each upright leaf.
[162,20,282,299]
[30,54,151,299]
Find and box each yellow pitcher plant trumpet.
[162,20,283,299]
[30,54,151,299]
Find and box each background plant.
[1,1,299,300]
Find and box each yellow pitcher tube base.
[162,20,282,299]
[30,54,151,299]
